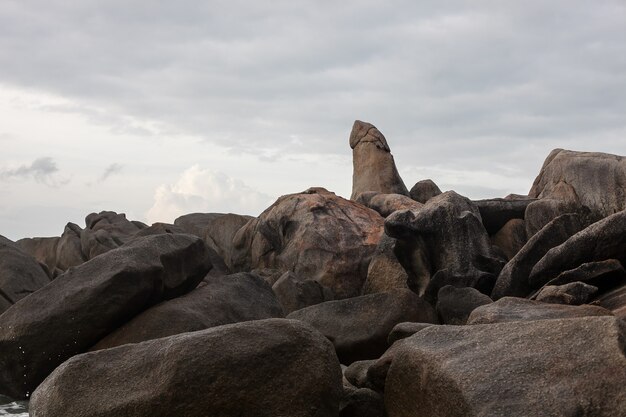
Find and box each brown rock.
[272,271,333,314]
[355,191,422,218]
[490,218,527,260]
[387,322,434,345]
[534,282,598,305]
[436,285,492,325]
[361,234,409,295]
[409,179,442,203]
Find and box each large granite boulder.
[473,197,534,235]
[92,272,283,350]
[535,282,598,305]
[491,213,585,299]
[409,179,441,204]
[355,192,422,218]
[529,149,626,220]
[349,120,408,199]
[467,297,612,325]
[15,236,60,278]
[529,210,626,289]
[0,236,50,314]
[272,272,332,314]
[490,218,527,260]
[80,211,146,259]
[30,319,343,417]
[287,289,437,364]
[597,284,626,320]
[384,316,626,417]
[231,187,384,299]
[0,234,212,399]
[361,234,409,295]
[55,222,86,271]
[386,191,504,300]
[436,285,492,325]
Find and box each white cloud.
[146,165,274,224]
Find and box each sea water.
[0,396,28,416]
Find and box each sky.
[1,1,625,240]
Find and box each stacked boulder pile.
[0,120,625,416]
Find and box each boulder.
[384,316,626,417]
[93,272,283,350]
[473,197,534,235]
[55,222,86,271]
[467,297,612,325]
[287,289,437,364]
[529,210,626,289]
[535,282,598,305]
[596,284,626,320]
[349,120,408,199]
[538,259,626,292]
[361,234,409,295]
[344,360,377,390]
[355,191,422,218]
[529,148,626,220]
[524,196,585,238]
[409,179,441,203]
[436,285,492,325]
[490,218,526,260]
[386,191,505,301]
[30,319,343,417]
[231,187,384,299]
[0,234,211,399]
[272,272,332,314]
[80,211,145,259]
[15,236,60,277]
[387,322,434,345]
[491,213,584,299]
[340,387,384,417]
[0,236,50,315]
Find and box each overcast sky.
[1,1,625,240]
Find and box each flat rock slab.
[287,289,437,364]
[467,296,612,325]
[30,319,343,417]
[0,234,211,399]
[385,316,626,417]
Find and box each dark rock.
[15,236,60,278]
[387,322,435,345]
[344,360,377,390]
[350,120,408,199]
[361,234,409,295]
[473,197,534,235]
[272,272,332,314]
[387,191,504,300]
[436,285,492,325]
[596,284,626,320]
[287,289,437,364]
[384,316,626,417]
[0,236,50,315]
[491,213,584,299]
[355,191,422,218]
[467,297,612,325]
[92,272,283,350]
[55,222,86,271]
[30,319,343,417]
[231,187,384,299]
[490,218,526,260]
[529,210,626,289]
[539,259,626,292]
[0,234,211,399]
[340,387,384,417]
[409,179,442,203]
[524,196,585,238]
[80,211,145,259]
[535,282,598,305]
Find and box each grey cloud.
[0,157,66,185]
[98,163,124,182]
[0,0,624,187]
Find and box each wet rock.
[30,319,343,417]
[535,282,598,305]
[436,285,492,325]
[467,297,612,325]
[0,236,50,314]
[92,272,283,350]
[473,197,534,235]
[361,234,409,295]
[231,187,383,299]
[287,289,437,364]
[491,213,584,299]
[384,316,626,417]
[529,210,626,289]
[490,218,527,260]
[0,234,211,399]
[272,271,332,314]
[387,322,435,345]
[350,120,408,199]
[409,179,441,203]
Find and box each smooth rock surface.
[436,285,492,325]
[361,234,409,295]
[490,218,526,260]
[535,282,598,305]
[409,179,441,204]
[272,271,332,314]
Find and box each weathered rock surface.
[436,285,492,325]
[491,213,584,299]
[535,282,598,305]
[0,236,50,314]
[344,360,377,390]
[0,234,211,399]
[340,386,384,417]
[384,316,626,417]
[473,197,534,235]
[387,322,434,345]
[92,272,283,350]
[30,319,343,417]
[539,259,626,291]
[350,120,408,199]
[361,234,409,295]
[524,195,586,238]
[597,284,626,320]
[55,222,86,271]
[272,271,332,314]
[231,187,384,299]
[15,236,60,278]
[529,210,626,289]
[287,289,437,364]
[355,191,422,218]
[409,179,441,203]
[80,211,146,259]
[529,148,626,220]
[467,297,612,325]
[387,191,505,301]
[490,218,526,260]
